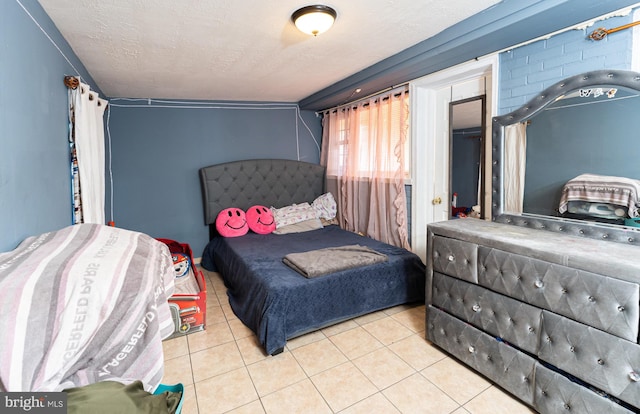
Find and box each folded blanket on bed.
[283,244,388,278]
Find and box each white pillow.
[272,218,323,234]
[312,192,337,220]
[271,203,318,228]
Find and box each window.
[326,90,410,180]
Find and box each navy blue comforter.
[201,225,425,355]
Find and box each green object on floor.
[154,383,184,414]
[65,380,182,414]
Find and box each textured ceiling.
[37,0,501,103]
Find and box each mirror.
[492,69,640,245]
[450,96,486,219]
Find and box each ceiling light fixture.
[291,5,337,36]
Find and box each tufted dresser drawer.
[534,362,635,413]
[428,305,636,413]
[539,310,640,408]
[427,305,536,405]
[427,219,640,413]
[431,235,478,283]
[478,246,640,343]
[432,272,541,354]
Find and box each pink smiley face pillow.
[246,205,276,234]
[216,207,249,237]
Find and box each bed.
[199,158,426,355]
[558,173,640,224]
[0,223,175,393]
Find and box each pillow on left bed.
[271,202,318,228]
[216,207,249,237]
[272,218,323,234]
[246,205,276,234]
[312,192,337,220]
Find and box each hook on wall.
[588,20,640,40]
[64,75,79,89]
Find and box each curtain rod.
[588,20,640,40]
[64,75,108,107]
[316,83,409,116]
[64,75,79,89]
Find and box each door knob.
[432,197,442,205]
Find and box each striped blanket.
[0,224,175,393]
[558,173,640,218]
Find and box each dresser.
[426,219,640,413]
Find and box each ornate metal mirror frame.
[492,69,640,245]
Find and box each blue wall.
[499,11,635,114]
[3,0,637,255]
[107,102,321,257]
[498,7,638,216]
[302,0,640,110]
[523,91,640,216]
[0,0,98,252]
[0,1,321,256]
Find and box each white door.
[432,77,488,220]
[409,56,497,263]
[431,86,453,222]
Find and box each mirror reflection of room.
[505,85,640,226]
[450,97,485,219]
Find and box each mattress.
[201,225,425,354]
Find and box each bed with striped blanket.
[558,173,640,218]
[0,224,175,393]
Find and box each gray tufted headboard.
[199,159,325,235]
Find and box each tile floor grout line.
[184,319,200,413]
[205,272,266,414]
[231,300,268,412]
[287,345,340,412]
[178,270,533,414]
[416,366,468,410]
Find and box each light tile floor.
[161,268,536,414]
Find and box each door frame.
[409,55,498,263]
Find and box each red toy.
[246,205,276,234]
[157,238,207,338]
[216,207,249,237]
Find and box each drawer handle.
[630,371,640,382]
[447,255,455,262]
[472,304,481,312]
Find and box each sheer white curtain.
[503,122,527,213]
[70,81,107,224]
[321,87,410,249]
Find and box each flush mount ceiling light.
[292,5,337,36]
